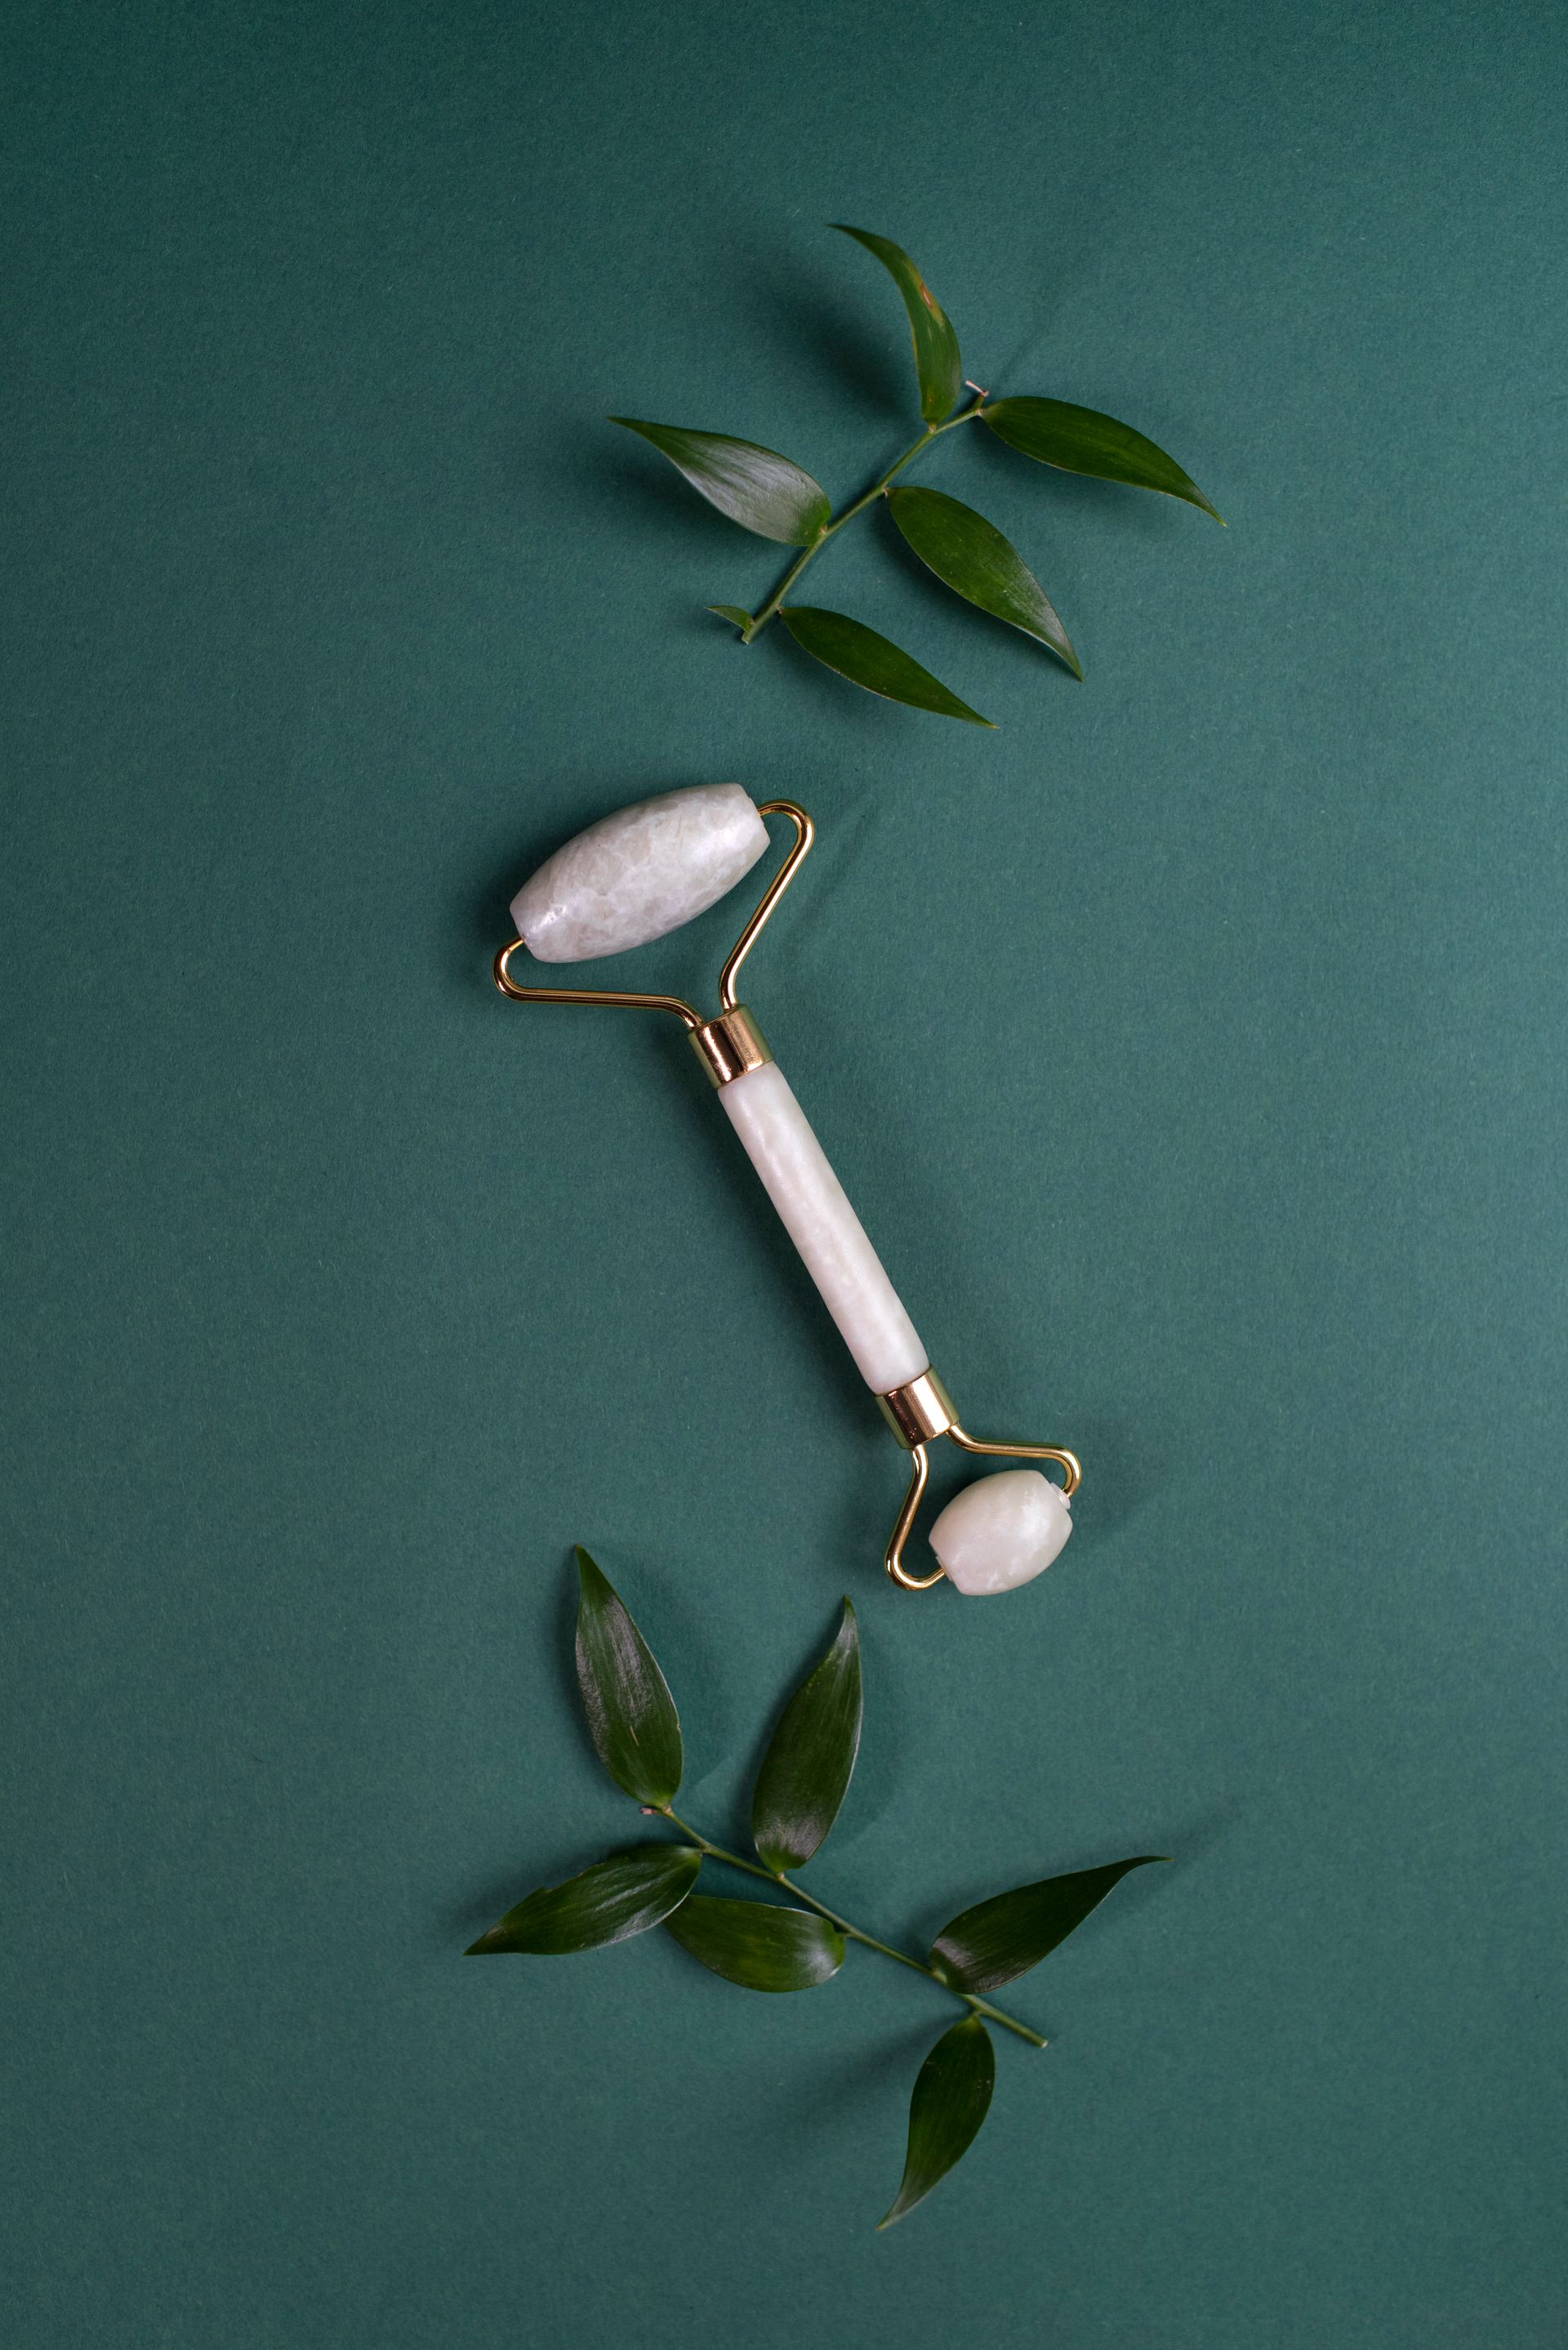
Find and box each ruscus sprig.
[465,1548,1168,2227]
[612,223,1223,725]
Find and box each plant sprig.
[466,1549,1167,2227]
[613,223,1223,726]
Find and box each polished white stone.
[719,1060,928,1394]
[928,1469,1073,1595]
[510,783,769,963]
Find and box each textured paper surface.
[3,3,1566,2344]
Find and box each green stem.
[740,395,987,643]
[659,1806,1046,2049]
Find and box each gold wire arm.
[718,800,814,1012]
[948,1425,1082,1499]
[879,1377,1083,1591]
[492,939,701,1028]
[884,1443,945,1590]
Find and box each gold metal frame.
[879,1381,1085,1588]
[492,800,813,1038]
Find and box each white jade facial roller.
[495,784,1080,1596]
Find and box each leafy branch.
[613,222,1223,726]
[466,1549,1167,2227]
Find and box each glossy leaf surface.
[982,397,1222,521]
[662,1894,845,1991]
[751,1599,862,1871]
[779,606,992,725]
[831,225,961,424]
[610,418,831,543]
[573,1547,683,1807]
[930,1857,1165,1993]
[878,2015,996,2229]
[466,1842,700,1955]
[886,485,1081,676]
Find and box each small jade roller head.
[495,783,1081,1599]
[928,1470,1074,1597]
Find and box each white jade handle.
[717,1059,928,1394]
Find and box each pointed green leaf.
[930,1857,1167,1993]
[751,1599,862,1871]
[982,397,1222,522]
[886,485,1081,677]
[779,606,993,725]
[610,419,831,544]
[573,1547,683,1806]
[662,1894,844,1991]
[831,225,962,425]
[877,2015,995,2229]
[707,604,753,631]
[466,1842,700,1955]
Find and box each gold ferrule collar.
[689,1006,773,1089]
[877,1367,957,1450]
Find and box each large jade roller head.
[495,783,1080,1597]
[510,783,770,962]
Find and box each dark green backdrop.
[5,2,1566,2343]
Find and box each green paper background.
[4,2,1566,2342]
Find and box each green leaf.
[610,419,831,544]
[751,1599,862,1871]
[982,397,1223,522]
[573,1547,684,1807]
[929,1857,1167,1993]
[778,607,993,725]
[886,485,1081,678]
[831,225,962,426]
[707,604,753,631]
[877,2015,995,2229]
[663,1894,845,1991]
[466,1842,701,1955]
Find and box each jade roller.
[494,784,1080,1595]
